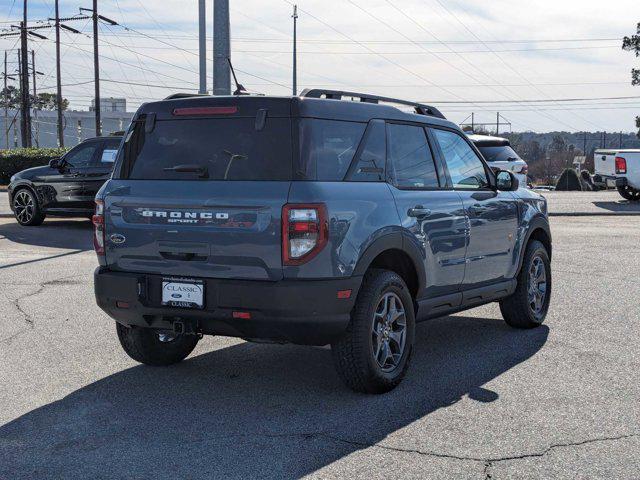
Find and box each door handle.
[408,206,432,218]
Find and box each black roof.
[135,94,458,130]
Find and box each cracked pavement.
[0,215,639,479]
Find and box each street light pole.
[292,5,298,96]
[92,0,101,136]
[213,0,230,95]
[198,0,207,94]
[54,0,64,146]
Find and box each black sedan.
[8,135,122,226]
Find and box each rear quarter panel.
[285,182,401,279]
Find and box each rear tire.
[116,323,199,366]
[331,269,415,394]
[12,188,45,226]
[617,185,640,201]
[499,240,551,329]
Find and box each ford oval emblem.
[110,233,126,245]
[171,293,181,299]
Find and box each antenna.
[227,58,249,96]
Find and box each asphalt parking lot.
[0,194,639,479]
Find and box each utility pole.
[213,0,230,95]
[31,49,38,147]
[54,0,64,146]
[471,112,475,132]
[603,131,606,148]
[3,51,10,149]
[92,0,101,136]
[619,131,623,149]
[19,20,32,147]
[496,112,500,135]
[583,132,587,155]
[292,5,298,96]
[198,0,207,94]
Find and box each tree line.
[1,86,68,111]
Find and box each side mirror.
[496,170,519,191]
[48,158,61,170]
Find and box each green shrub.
[0,147,68,184]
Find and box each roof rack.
[300,89,445,119]
[163,93,210,100]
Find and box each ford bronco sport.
[94,90,552,393]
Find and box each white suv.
[468,134,528,187]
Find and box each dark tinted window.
[121,118,292,181]
[433,129,488,189]
[387,123,439,188]
[477,145,520,163]
[349,121,386,182]
[298,119,366,181]
[65,143,97,167]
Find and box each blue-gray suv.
[93,90,552,393]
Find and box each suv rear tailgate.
[103,180,289,280]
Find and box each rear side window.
[298,119,366,181]
[100,138,121,164]
[119,118,292,181]
[387,123,439,188]
[348,121,386,182]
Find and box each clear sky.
[2,0,639,133]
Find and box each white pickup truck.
[594,149,640,201]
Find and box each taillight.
[282,204,328,266]
[92,200,105,256]
[615,157,627,174]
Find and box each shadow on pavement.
[0,316,549,479]
[592,200,640,213]
[0,219,93,251]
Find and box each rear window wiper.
[163,164,209,178]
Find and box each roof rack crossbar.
[300,89,445,119]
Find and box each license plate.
[162,278,204,309]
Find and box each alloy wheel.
[371,292,407,373]
[13,191,35,224]
[528,255,547,320]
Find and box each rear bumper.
[616,177,628,188]
[94,268,362,346]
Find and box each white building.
[90,97,127,113]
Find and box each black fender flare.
[517,215,552,274]
[353,231,427,296]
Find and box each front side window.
[298,119,366,181]
[433,129,489,189]
[387,123,439,189]
[64,144,97,167]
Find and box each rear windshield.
[118,117,292,181]
[477,145,520,163]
